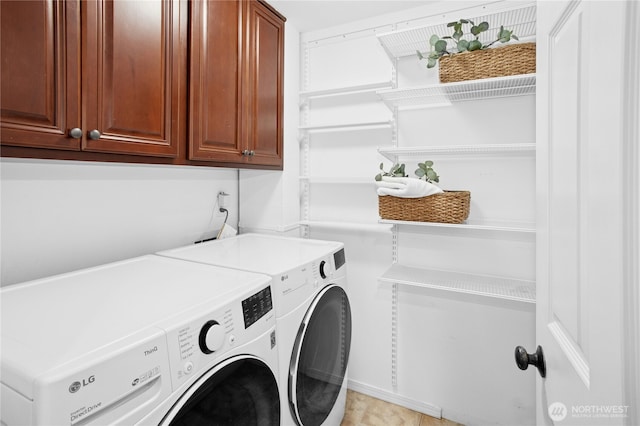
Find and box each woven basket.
[439,42,536,83]
[378,191,471,224]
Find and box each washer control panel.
[241,286,273,329]
[162,283,275,391]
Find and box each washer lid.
[158,233,343,275]
[0,255,271,399]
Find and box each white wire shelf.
[299,176,374,184]
[300,220,392,233]
[379,218,535,234]
[376,3,537,59]
[376,74,536,109]
[300,81,393,102]
[377,143,536,161]
[379,263,535,303]
[299,120,393,133]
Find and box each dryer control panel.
[334,248,346,270]
[318,248,346,279]
[274,246,347,318]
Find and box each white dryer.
[158,233,352,426]
[0,255,280,425]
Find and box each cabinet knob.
[69,128,83,139]
[88,129,101,140]
[242,150,250,156]
[515,345,546,378]
[250,150,255,156]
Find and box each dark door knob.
[515,345,546,378]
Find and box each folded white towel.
[376,176,444,198]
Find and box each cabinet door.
[0,0,81,150]
[82,0,183,157]
[188,0,244,162]
[246,0,284,168]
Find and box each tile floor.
[340,390,462,426]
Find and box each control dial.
[319,260,327,279]
[199,320,225,354]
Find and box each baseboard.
[346,379,442,419]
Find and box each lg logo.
[548,402,567,422]
[69,375,95,393]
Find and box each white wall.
[1,159,238,286]
[298,2,536,425]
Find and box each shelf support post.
[300,38,311,239]
[391,224,399,389]
[390,42,400,388]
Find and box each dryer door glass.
[289,285,352,426]
[163,356,280,426]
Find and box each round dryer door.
[162,355,280,426]
[289,285,352,426]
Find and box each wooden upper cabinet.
[190,0,285,168]
[188,0,244,162]
[1,0,283,169]
[0,0,81,150]
[82,0,182,157]
[0,0,184,158]
[245,0,285,168]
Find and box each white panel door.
[536,1,632,425]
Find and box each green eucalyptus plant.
[415,160,439,183]
[375,161,440,184]
[375,163,407,181]
[417,19,519,68]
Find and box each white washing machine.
[0,255,280,426]
[158,233,352,426]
